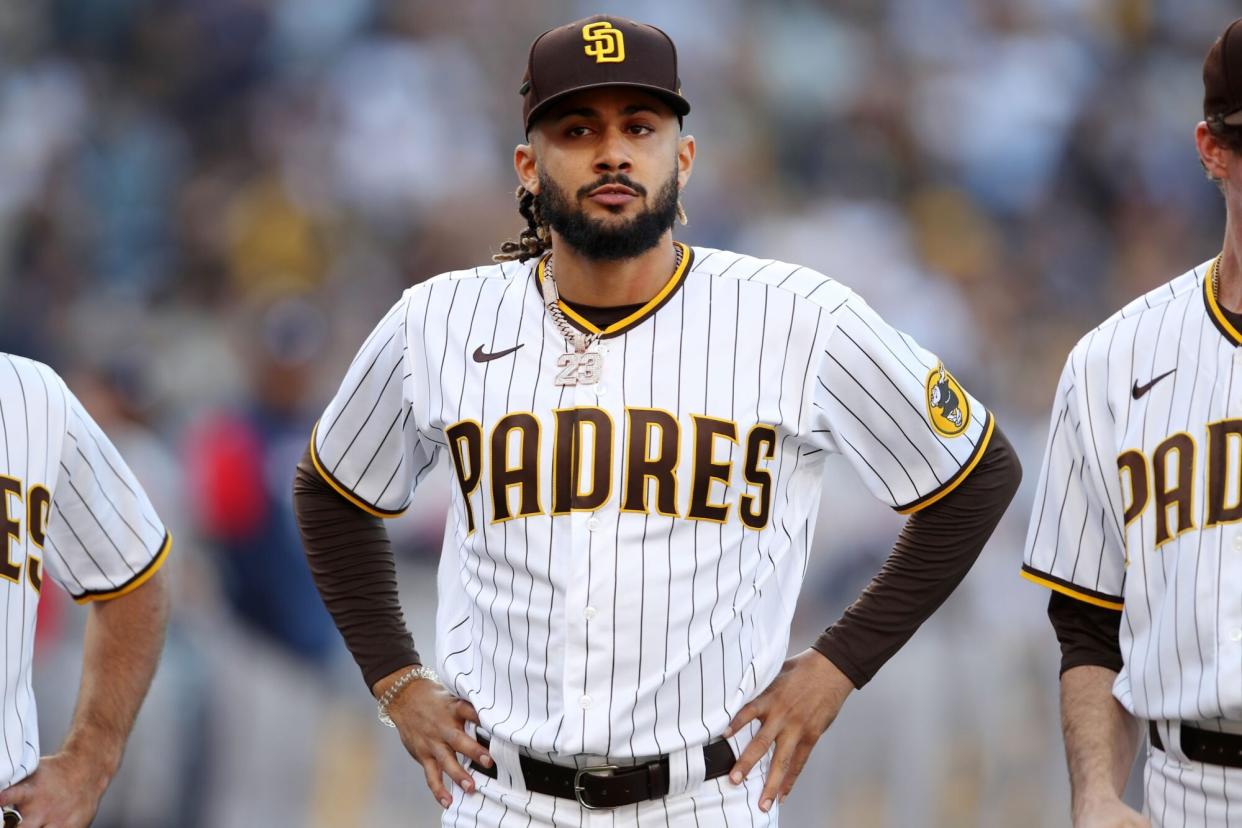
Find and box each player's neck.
[1219,226,1242,314]
[546,233,678,307]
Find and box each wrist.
[809,635,866,690]
[803,647,857,695]
[371,662,423,700]
[375,664,439,727]
[1071,783,1124,816]
[56,739,118,793]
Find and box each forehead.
[539,87,676,123]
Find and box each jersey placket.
[1217,346,1242,697]
[560,340,618,753]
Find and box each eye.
[627,123,654,135]
[566,125,594,138]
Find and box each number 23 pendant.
[554,350,602,386]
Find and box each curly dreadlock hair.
[493,186,550,263]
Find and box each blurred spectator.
[186,297,337,665]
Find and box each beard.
[535,167,679,262]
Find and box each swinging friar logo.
[925,364,969,438]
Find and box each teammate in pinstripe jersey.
[294,14,1020,826]
[1022,17,1242,828]
[0,356,170,828]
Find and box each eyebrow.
[554,103,662,121]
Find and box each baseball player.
[294,14,1020,826]
[1022,17,1242,827]
[0,356,170,828]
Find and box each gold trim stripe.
[539,242,693,337]
[309,422,407,519]
[1203,255,1242,346]
[896,414,995,515]
[1019,568,1124,611]
[75,531,173,604]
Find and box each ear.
[676,134,696,191]
[1197,121,1231,181]
[514,142,540,194]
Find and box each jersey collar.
[1203,255,1242,346]
[535,242,694,339]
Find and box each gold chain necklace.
[542,244,684,387]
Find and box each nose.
[592,127,633,175]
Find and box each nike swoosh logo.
[1132,369,1176,400]
[472,344,524,363]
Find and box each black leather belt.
[1150,721,1242,768]
[469,735,736,810]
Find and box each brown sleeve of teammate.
[292,446,420,689]
[812,424,1022,688]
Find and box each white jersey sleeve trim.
[1021,337,1129,607]
[311,290,429,516]
[896,412,995,514]
[308,422,407,518]
[1019,563,1124,610]
[72,530,172,603]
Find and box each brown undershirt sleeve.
[1046,591,1124,676]
[293,446,420,690]
[811,424,1022,688]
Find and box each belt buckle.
[573,764,619,810]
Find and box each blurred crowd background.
[3,0,1237,825]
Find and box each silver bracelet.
[377,664,439,727]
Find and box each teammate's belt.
[1150,721,1242,768]
[470,735,735,809]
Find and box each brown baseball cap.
[520,15,690,134]
[1205,17,1242,126]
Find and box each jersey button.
[1232,629,1242,643]
[587,517,601,531]
[1234,535,1242,553]
[584,606,597,620]
[579,695,592,709]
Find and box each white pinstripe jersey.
[1023,257,1242,722]
[0,355,169,788]
[313,244,992,760]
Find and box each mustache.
[576,174,648,199]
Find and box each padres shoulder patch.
[925,364,970,438]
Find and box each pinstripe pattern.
[1023,259,1242,821]
[0,356,167,789]
[1145,738,1242,827]
[313,248,989,813]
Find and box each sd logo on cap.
[519,15,690,135]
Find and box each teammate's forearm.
[812,424,1021,687]
[1060,664,1140,814]
[293,447,420,689]
[61,571,169,782]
